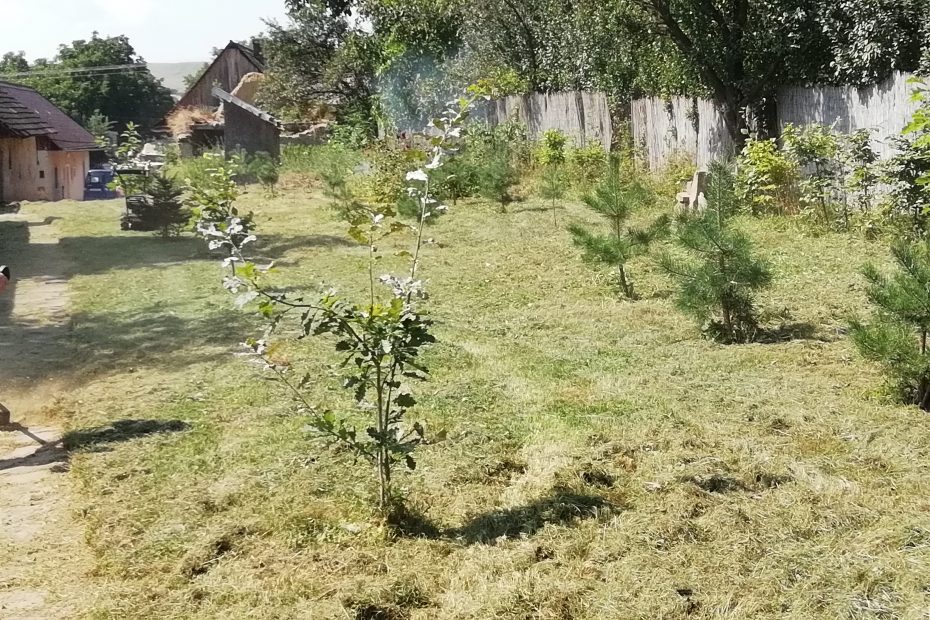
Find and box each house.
[212,87,282,159]
[175,41,265,111]
[0,81,99,202]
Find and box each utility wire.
[0,64,150,79]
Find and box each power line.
[0,64,150,79]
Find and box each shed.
[176,42,265,110]
[212,87,282,159]
[0,81,98,202]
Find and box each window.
[39,170,45,179]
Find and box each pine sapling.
[147,175,190,238]
[661,161,772,343]
[851,240,930,409]
[568,156,668,299]
[539,163,567,226]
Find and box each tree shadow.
[0,419,189,472]
[57,233,358,277]
[756,322,823,344]
[62,419,190,452]
[389,487,614,545]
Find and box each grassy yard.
[28,179,930,618]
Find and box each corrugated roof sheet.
[0,82,55,138]
[0,81,98,150]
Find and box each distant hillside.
[148,62,207,96]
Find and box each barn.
[0,81,99,203]
[212,87,282,160]
[174,41,265,111]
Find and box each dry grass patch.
[17,185,930,618]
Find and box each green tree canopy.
[2,33,174,131]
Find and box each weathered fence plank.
[485,91,613,151]
[632,72,921,169]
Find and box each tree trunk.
[618,265,634,299]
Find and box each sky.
[0,0,292,63]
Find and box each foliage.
[536,129,567,167]
[569,157,667,299]
[85,111,115,152]
[569,144,608,187]
[476,143,518,211]
[782,123,845,228]
[662,161,772,343]
[197,95,477,511]
[182,63,209,90]
[110,123,149,197]
[144,176,191,239]
[852,240,930,409]
[3,34,173,131]
[881,81,930,237]
[248,152,281,197]
[735,138,799,215]
[188,154,255,251]
[261,2,377,124]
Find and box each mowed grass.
[26,180,930,619]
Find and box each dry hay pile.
[166,106,218,137]
[231,72,265,105]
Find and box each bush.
[736,138,799,215]
[144,176,191,239]
[476,144,518,211]
[536,129,568,167]
[852,240,930,409]
[248,152,280,196]
[569,144,608,186]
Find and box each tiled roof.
[0,81,98,151]
[0,82,55,138]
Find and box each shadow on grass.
[757,322,822,344]
[0,419,189,471]
[389,486,613,545]
[58,233,358,276]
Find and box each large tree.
[4,34,173,131]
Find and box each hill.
[147,61,207,95]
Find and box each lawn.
[31,179,930,619]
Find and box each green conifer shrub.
[851,240,930,410]
[568,156,668,299]
[661,161,773,343]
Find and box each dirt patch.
[0,208,90,618]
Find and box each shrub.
[476,144,518,211]
[536,129,568,167]
[662,161,773,343]
[538,163,568,224]
[569,144,608,186]
[187,154,255,251]
[881,84,930,237]
[248,152,280,196]
[145,176,190,239]
[735,138,799,215]
[852,240,930,409]
[569,157,668,299]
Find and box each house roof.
[212,87,282,128]
[0,81,98,151]
[229,42,265,72]
[0,82,55,138]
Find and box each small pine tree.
[477,144,518,212]
[250,151,280,196]
[539,163,567,225]
[146,176,191,238]
[661,161,772,343]
[851,240,930,409]
[568,157,668,299]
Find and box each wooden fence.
[483,91,613,150]
[631,72,921,169]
